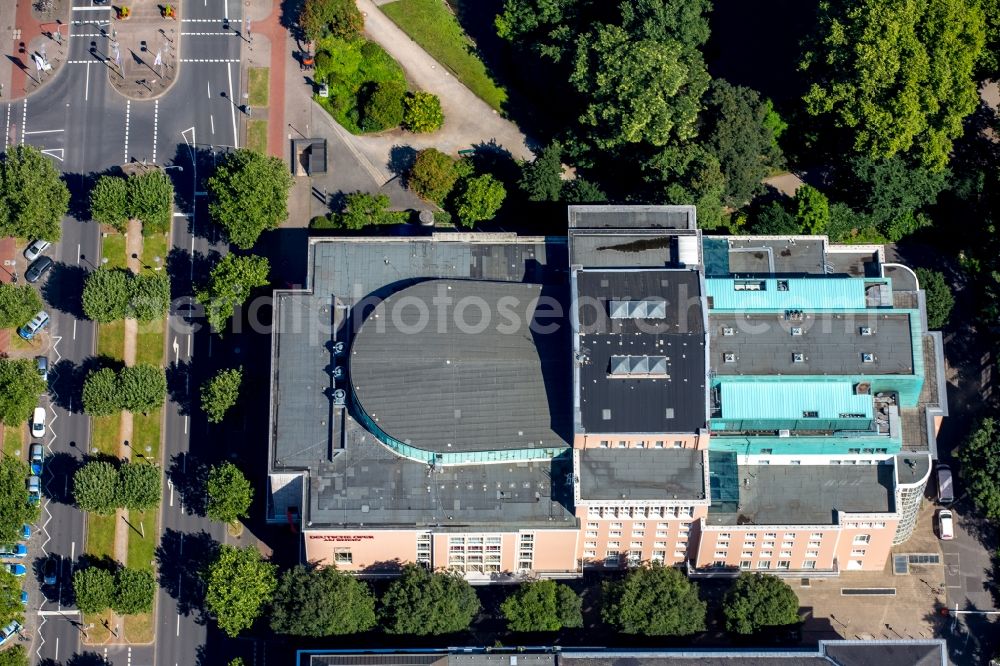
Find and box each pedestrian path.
[0,0,72,102]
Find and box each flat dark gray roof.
[568,205,696,230]
[577,448,705,500]
[576,270,707,434]
[569,229,699,269]
[349,280,571,453]
[708,462,895,525]
[710,312,914,376]
[703,238,827,276]
[307,416,575,528]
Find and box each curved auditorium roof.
[349,280,571,454]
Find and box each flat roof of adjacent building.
[569,230,698,269]
[703,237,829,276]
[718,382,873,421]
[306,416,575,529]
[577,448,706,501]
[575,270,707,434]
[349,279,571,453]
[708,461,895,525]
[709,312,915,376]
[568,205,697,230]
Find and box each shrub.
[403,92,444,133]
[915,267,954,329]
[299,0,363,41]
[360,81,406,132]
[409,149,459,204]
[333,192,405,230]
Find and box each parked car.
[319,82,329,98]
[19,590,27,606]
[19,525,30,541]
[0,545,26,560]
[26,476,40,505]
[23,239,50,262]
[938,509,954,540]
[18,311,49,340]
[29,444,43,475]
[24,256,53,283]
[35,356,48,383]
[0,620,21,646]
[936,464,954,504]
[30,408,45,439]
[42,556,58,586]
[5,564,25,577]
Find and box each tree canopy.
[793,185,831,235]
[958,418,1000,520]
[82,365,166,416]
[380,563,480,635]
[111,567,156,615]
[723,573,800,635]
[801,0,985,170]
[915,268,954,330]
[204,545,278,637]
[207,149,293,249]
[195,254,270,333]
[0,359,47,426]
[299,0,363,41]
[0,145,69,241]
[0,283,43,329]
[570,23,707,150]
[0,645,26,666]
[500,579,582,632]
[601,564,706,636]
[72,567,115,614]
[452,174,506,228]
[270,565,377,636]
[519,142,564,203]
[90,175,129,231]
[82,268,169,323]
[403,92,444,133]
[73,459,161,514]
[201,368,243,424]
[116,461,162,512]
[0,456,37,545]
[0,569,24,626]
[206,462,253,525]
[408,149,460,204]
[702,80,783,207]
[90,172,174,234]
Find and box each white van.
[936,464,954,504]
[31,407,45,439]
[937,509,954,540]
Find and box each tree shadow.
[49,355,116,414]
[161,142,225,240]
[387,145,417,184]
[62,170,117,221]
[165,360,193,416]
[41,262,88,319]
[155,528,219,620]
[166,247,220,300]
[41,451,83,505]
[279,0,305,41]
[166,452,210,517]
[66,653,114,666]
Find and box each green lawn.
[313,37,406,134]
[132,411,161,463]
[101,233,127,269]
[85,513,116,558]
[140,232,168,270]
[90,415,120,457]
[3,425,22,459]
[248,67,269,107]
[126,508,157,570]
[247,119,268,154]
[135,320,165,367]
[96,320,125,361]
[381,0,507,111]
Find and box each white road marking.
[54,638,58,659]
[181,32,238,36]
[5,104,11,149]
[210,114,215,135]
[72,320,77,340]
[40,149,64,162]
[24,129,64,134]
[226,62,238,148]
[187,334,192,356]
[176,614,180,636]
[153,99,159,163]
[181,18,230,22]
[168,480,174,506]
[180,58,241,63]
[124,99,130,162]
[76,244,80,263]
[224,0,228,19]
[184,415,189,434]
[85,62,90,100]
[70,541,75,561]
[21,98,27,145]
[36,610,80,616]
[207,81,211,98]
[72,5,112,10]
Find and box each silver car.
[23,239,50,262]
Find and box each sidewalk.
[0,238,14,354]
[245,0,285,159]
[0,0,72,102]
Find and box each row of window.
[597,440,686,449]
[586,506,695,519]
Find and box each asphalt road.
[1,0,254,663]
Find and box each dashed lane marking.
[153,99,159,163]
[5,104,11,149]
[181,32,237,36]
[181,58,241,63]
[124,99,130,163]
[20,98,26,146]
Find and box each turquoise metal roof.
[720,382,873,421]
[707,277,873,310]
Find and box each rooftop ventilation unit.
[860,326,873,336]
[723,352,736,363]
[861,353,875,363]
[332,389,346,406]
[331,341,345,355]
[609,355,669,378]
[609,299,667,320]
[790,326,803,336]
[722,326,735,336]
[331,366,344,379]
[792,353,805,363]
